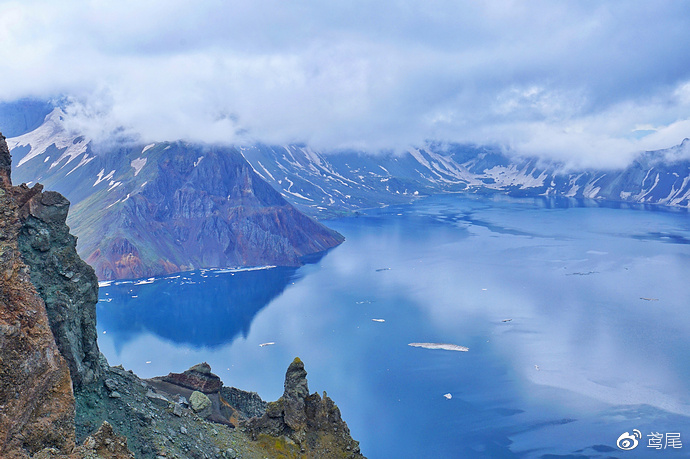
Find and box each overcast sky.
[2,1,690,168]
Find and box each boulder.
[190,391,212,419]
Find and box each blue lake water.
[97,195,690,458]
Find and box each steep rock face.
[0,132,10,187]
[17,188,103,388]
[79,143,344,280]
[246,357,364,458]
[220,386,267,419]
[0,133,76,457]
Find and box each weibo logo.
[617,429,642,450]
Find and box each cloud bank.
[2,0,690,168]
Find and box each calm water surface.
[97,195,690,458]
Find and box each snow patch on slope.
[10,108,89,168]
[131,157,147,176]
[94,169,115,187]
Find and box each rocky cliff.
[76,142,344,280]
[17,188,103,387]
[0,134,75,457]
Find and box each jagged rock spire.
[0,132,11,188]
[283,357,309,400]
[245,357,364,457]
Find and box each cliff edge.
[0,134,75,457]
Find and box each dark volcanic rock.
[16,188,103,388]
[71,421,135,459]
[220,386,267,419]
[0,133,76,457]
[246,357,364,458]
[0,133,11,188]
[155,362,223,394]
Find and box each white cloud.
[1,1,690,168]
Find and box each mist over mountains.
[3,100,690,280]
[4,2,690,169]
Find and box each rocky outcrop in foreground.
[17,187,103,387]
[0,134,75,457]
[246,357,364,458]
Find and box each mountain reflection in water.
[97,266,301,349]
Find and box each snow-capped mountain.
[237,141,690,218]
[6,108,343,280]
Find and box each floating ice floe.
[134,279,154,285]
[98,281,113,288]
[372,319,385,323]
[408,343,469,352]
[443,393,452,400]
[215,265,277,274]
[259,342,275,347]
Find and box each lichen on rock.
[190,390,212,419]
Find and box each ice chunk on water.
[408,342,469,352]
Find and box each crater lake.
[97,194,690,458]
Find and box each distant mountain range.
[237,141,690,218]
[4,100,690,277]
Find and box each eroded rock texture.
[246,357,364,458]
[33,421,135,459]
[17,188,103,388]
[0,133,76,457]
[156,362,222,393]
